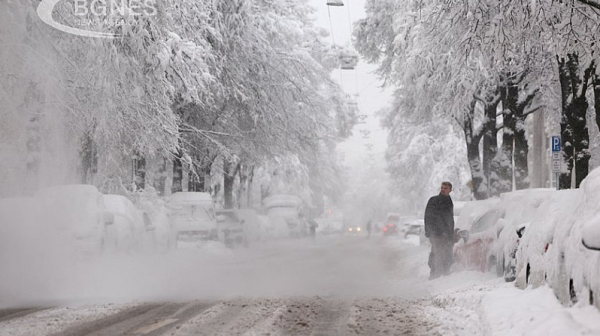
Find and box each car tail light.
[383,227,388,232]
[388,223,394,227]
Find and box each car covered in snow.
[103,194,156,253]
[543,167,600,309]
[454,208,506,272]
[216,209,246,248]
[235,208,262,244]
[166,192,218,247]
[33,184,116,255]
[513,189,579,290]
[484,189,560,282]
[263,194,302,238]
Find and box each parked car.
[514,189,579,290]
[543,167,600,309]
[34,184,116,256]
[454,208,506,272]
[216,209,245,248]
[103,194,155,253]
[0,197,44,260]
[263,194,302,238]
[166,192,218,248]
[402,219,424,239]
[236,208,262,243]
[489,189,559,282]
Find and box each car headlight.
[357,227,361,232]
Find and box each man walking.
[424,181,455,279]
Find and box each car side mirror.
[516,222,529,239]
[582,221,600,251]
[103,211,114,225]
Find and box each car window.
[470,211,500,234]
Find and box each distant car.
[346,224,362,234]
[403,220,424,239]
[263,194,302,238]
[216,209,245,248]
[454,208,505,272]
[166,192,218,248]
[383,213,400,236]
[34,184,116,255]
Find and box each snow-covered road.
[1,235,600,335]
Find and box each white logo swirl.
[37,0,118,38]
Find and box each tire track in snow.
[0,308,49,323]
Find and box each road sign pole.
[551,136,561,190]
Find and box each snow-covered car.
[544,167,600,309]
[166,192,218,248]
[0,197,45,260]
[103,194,155,253]
[34,184,116,255]
[489,189,560,282]
[236,208,262,244]
[216,209,245,248]
[514,189,579,290]
[402,219,424,239]
[263,194,302,238]
[454,208,505,272]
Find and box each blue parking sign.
[551,136,561,152]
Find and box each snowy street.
[2,235,600,336]
[3,0,600,334]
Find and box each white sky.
[308,0,393,168]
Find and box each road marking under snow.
[134,318,179,334]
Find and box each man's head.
[440,181,452,196]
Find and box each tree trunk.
[496,82,517,194]
[558,56,574,189]
[247,165,255,208]
[482,92,501,194]
[26,109,41,194]
[172,151,183,194]
[238,163,248,209]
[557,54,593,189]
[595,71,600,132]
[80,128,98,184]
[133,155,146,190]
[513,89,537,190]
[151,157,169,196]
[461,99,488,200]
[223,159,236,209]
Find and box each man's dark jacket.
[424,193,454,237]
